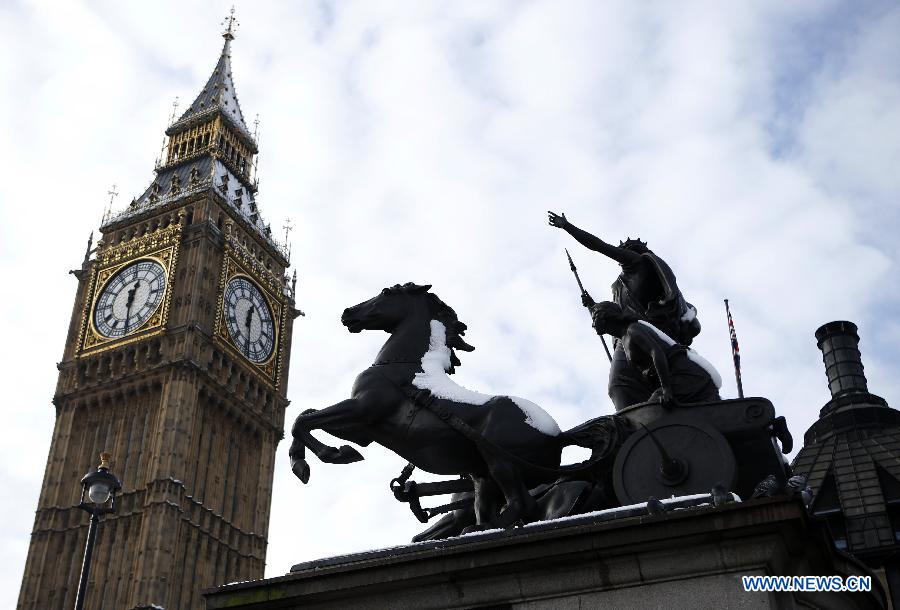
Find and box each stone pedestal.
[204,499,884,609]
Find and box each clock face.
[223,276,275,363]
[93,260,167,338]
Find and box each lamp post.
[74,452,121,610]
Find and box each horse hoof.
[336,445,364,464]
[493,504,529,529]
[291,458,311,483]
[320,445,364,464]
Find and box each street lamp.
[74,452,121,610]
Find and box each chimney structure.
[815,321,879,413]
[792,321,900,601]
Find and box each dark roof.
[167,36,255,144]
[794,419,900,518]
[792,400,900,557]
[106,158,279,250]
[790,322,900,561]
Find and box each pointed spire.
[82,231,93,267]
[167,7,254,144]
[107,10,283,264]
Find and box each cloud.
[1,1,898,604]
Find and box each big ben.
[18,15,299,610]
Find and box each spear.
[566,249,612,362]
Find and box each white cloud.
[1,1,898,605]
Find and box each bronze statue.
[288,283,625,532]
[289,284,792,540]
[548,211,701,410]
[589,301,721,405]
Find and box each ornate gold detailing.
[164,118,218,167]
[273,291,290,391]
[160,114,255,184]
[98,213,183,266]
[215,120,254,178]
[99,452,111,469]
[76,215,183,357]
[222,221,288,297]
[214,249,287,386]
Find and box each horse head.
[341,283,475,372]
[341,282,433,333]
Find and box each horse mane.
[385,283,475,373]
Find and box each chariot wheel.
[613,420,736,505]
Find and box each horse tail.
[558,414,634,470]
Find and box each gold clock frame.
[214,254,286,385]
[77,218,182,357]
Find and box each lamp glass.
[88,481,111,504]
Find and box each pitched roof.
[104,157,285,262]
[167,34,254,143]
[791,387,900,557]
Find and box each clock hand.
[244,305,255,356]
[124,281,140,332]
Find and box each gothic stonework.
[18,21,298,610]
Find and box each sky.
[1,0,899,604]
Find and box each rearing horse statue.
[289,283,616,530]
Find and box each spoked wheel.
[613,420,736,505]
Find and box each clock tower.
[18,18,299,610]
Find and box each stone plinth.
[205,499,884,609]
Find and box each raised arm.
[547,211,640,266]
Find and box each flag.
[724,299,744,398]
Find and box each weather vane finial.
[222,6,239,40]
[102,183,119,223]
[283,218,293,245]
[167,96,179,125]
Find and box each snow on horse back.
[413,319,561,436]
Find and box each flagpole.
[724,299,744,398]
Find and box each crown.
[618,237,648,250]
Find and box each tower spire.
[102,12,284,264]
[169,7,252,139]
